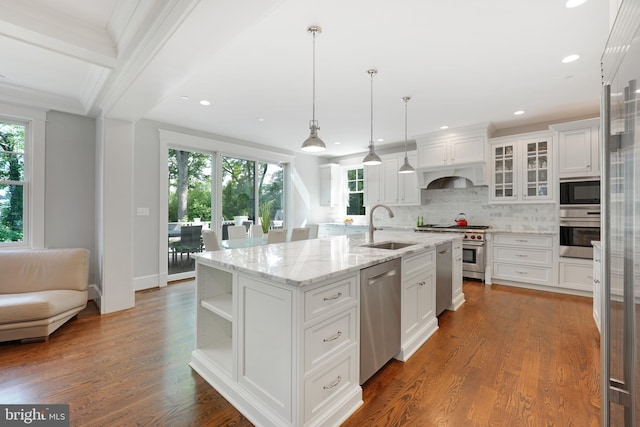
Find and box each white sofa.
[0,248,90,343]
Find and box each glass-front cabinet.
[489,132,553,203]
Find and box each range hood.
[416,162,487,189]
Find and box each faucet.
[369,204,394,242]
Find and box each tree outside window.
[0,120,25,244]
[346,167,365,216]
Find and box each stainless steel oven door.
[462,241,485,280]
[559,219,600,259]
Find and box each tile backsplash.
[341,186,559,233]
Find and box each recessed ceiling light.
[180,95,189,100]
[199,100,211,106]
[334,141,341,145]
[376,138,384,142]
[440,125,449,130]
[565,0,588,8]
[636,89,640,94]
[562,54,580,63]
[514,110,525,115]
[257,117,265,122]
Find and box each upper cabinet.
[364,152,419,206]
[415,123,493,169]
[550,118,600,178]
[319,163,339,207]
[489,131,554,203]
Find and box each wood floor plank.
[0,280,600,426]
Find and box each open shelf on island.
[201,294,232,321]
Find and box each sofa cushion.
[0,249,89,294]
[0,290,88,324]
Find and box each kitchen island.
[190,230,462,427]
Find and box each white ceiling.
[0,0,611,158]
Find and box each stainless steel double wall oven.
[559,179,601,259]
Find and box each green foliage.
[260,200,274,234]
[167,149,212,222]
[0,122,25,242]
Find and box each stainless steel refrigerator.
[601,1,640,424]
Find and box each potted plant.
[260,201,274,235]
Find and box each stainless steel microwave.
[559,179,600,205]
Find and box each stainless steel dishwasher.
[360,258,401,384]
[436,241,453,316]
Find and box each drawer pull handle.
[515,239,529,243]
[324,292,342,301]
[323,331,342,342]
[516,270,528,275]
[594,279,600,284]
[515,254,528,258]
[323,376,342,390]
[419,281,426,286]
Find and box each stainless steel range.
[414,224,489,281]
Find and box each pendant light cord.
[404,97,409,155]
[369,70,376,145]
[312,29,316,123]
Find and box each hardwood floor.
[0,280,600,426]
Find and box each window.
[346,167,365,216]
[0,119,26,245]
[222,156,284,228]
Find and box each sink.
[360,241,417,250]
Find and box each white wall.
[132,119,323,284]
[45,111,97,284]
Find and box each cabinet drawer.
[304,308,356,373]
[304,350,358,423]
[403,249,435,277]
[304,276,357,322]
[493,233,552,248]
[493,246,553,266]
[493,262,553,286]
[559,261,594,292]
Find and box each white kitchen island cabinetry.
[449,239,464,310]
[192,262,361,427]
[397,248,437,361]
[558,257,594,293]
[488,131,554,204]
[191,232,462,426]
[592,242,601,333]
[492,233,556,287]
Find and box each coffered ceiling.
[0,0,611,157]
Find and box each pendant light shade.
[362,69,381,165]
[398,96,415,174]
[301,26,326,152]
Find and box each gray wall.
[45,111,97,283]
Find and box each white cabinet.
[398,248,438,361]
[363,164,381,206]
[191,261,361,427]
[551,118,600,178]
[318,224,367,237]
[593,243,601,333]
[417,135,485,168]
[492,233,556,287]
[558,258,594,293]
[381,153,419,205]
[319,163,339,206]
[449,239,464,311]
[489,132,554,203]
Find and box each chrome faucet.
[369,204,394,242]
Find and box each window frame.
[0,105,45,249]
[345,166,365,217]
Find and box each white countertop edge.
[195,232,461,287]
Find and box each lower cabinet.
[191,262,362,427]
[558,258,594,293]
[593,244,601,333]
[492,233,555,287]
[398,248,437,361]
[450,239,464,310]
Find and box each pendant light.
[301,26,326,152]
[362,69,382,165]
[398,96,415,174]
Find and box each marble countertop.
[195,230,461,287]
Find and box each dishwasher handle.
[438,249,450,255]
[367,269,398,286]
